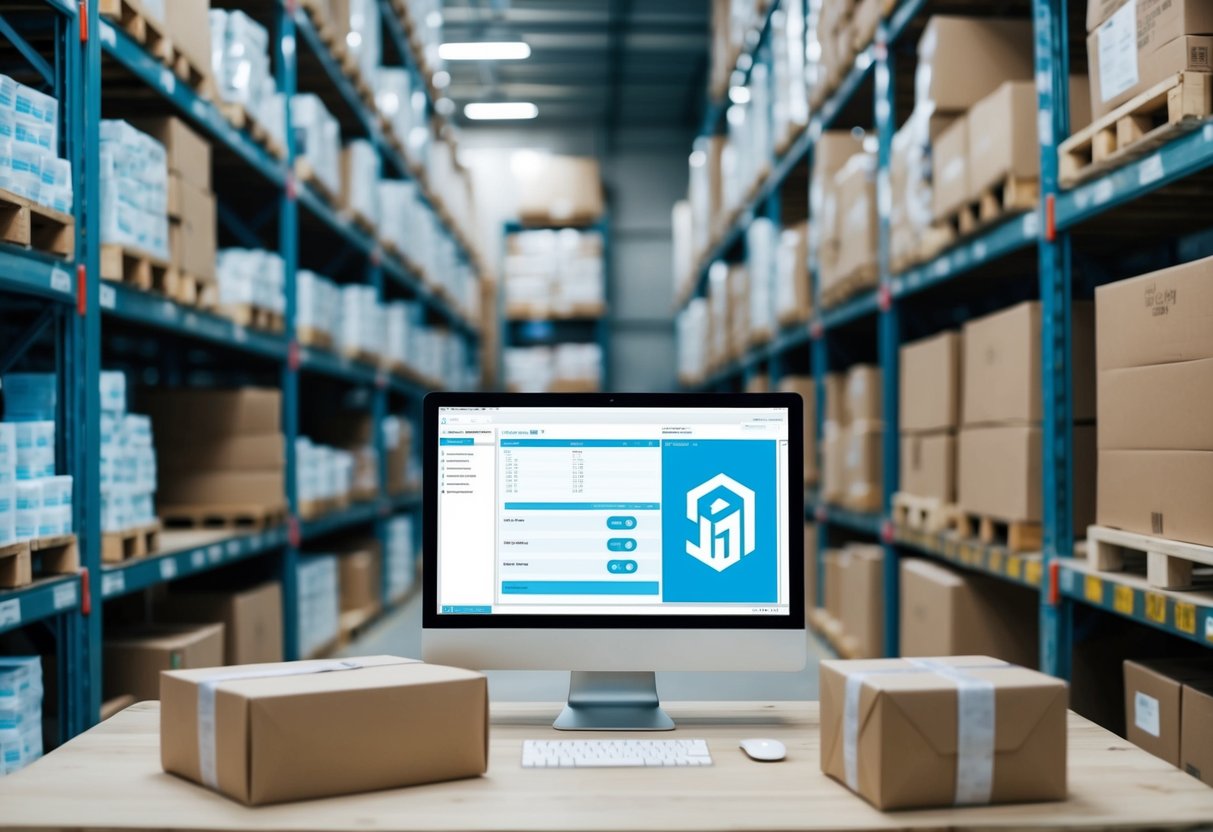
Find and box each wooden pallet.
[819,263,878,309]
[99,244,174,294]
[1059,72,1212,187]
[337,604,382,647]
[101,522,161,564]
[0,534,80,589]
[892,492,963,534]
[936,175,1039,240]
[172,271,218,311]
[98,0,171,63]
[0,187,74,259]
[0,541,31,589]
[217,303,285,333]
[952,513,1042,554]
[216,102,286,161]
[342,347,382,368]
[298,496,350,522]
[160,503,288,531]
[294,158,340,206]
[1087,524,1213,590]
[297,325,334,350]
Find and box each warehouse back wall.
[463,126,688,392]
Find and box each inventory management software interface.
[436,406,792,617]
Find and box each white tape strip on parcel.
[197,659,398,789]
[843,659,1004,806]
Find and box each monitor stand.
[553,671,675,731]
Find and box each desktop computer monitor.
[422,393,806,730]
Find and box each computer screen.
[433,401,796,620]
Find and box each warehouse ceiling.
[439,0,711,130]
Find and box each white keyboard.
[521,738,713,768]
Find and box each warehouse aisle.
[340,597,828,701]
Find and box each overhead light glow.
[464,102,539,120]
[438,41,531,61]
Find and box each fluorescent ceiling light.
[439,41,531,61]
[464,102,539,120]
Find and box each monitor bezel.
[423,391,805,631]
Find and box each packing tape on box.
[196,659,417,789]
[843,659,1007,806]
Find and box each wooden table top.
[1,701,1211,831]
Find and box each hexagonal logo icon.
[684,473,756,572]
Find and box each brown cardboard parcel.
[828,155,878,291]
[1098,356,1213,450]
[824,550,845,621]
[1087,0,1213,50]
[1088,32,1213,119]
[104,623,224,701]
[959,423,1096,525]
[160,656,489,805]
[844,424,883,513]
[899,558,1038,668]
[130,117,211,191]
[822,427,847,504]
[900,431,956,503]
[516,155,604,225]
[1098,450,1213,544]
[932,115,969,221]
[141,388,281,439]
[820,656,1068,810]
[157,471,285,507]
[915,17,1035,113]
[155,583,283,666]
[1123,658,1213,767]
[156,433,286,472]
[169,176,217,281]
[339,545,382,614]
[1182,680,1213,787]
[1095,254,1213,371]
[900,330,960,433]
[163,0,212,84]
[824,372,846,428]
[962,301,1095,425]
[839,545,884,659]
[845,364,882,424]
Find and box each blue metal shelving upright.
[0,0,476,747]
[680,0,1213,669]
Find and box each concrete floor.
[341,593,831,703]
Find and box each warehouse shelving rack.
[499,219,612,392]
[0,0,477,745]
[681,0,1213,676]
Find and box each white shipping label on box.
[1098,0,1139,103]
[1134,690,1161,737]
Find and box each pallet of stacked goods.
[208,8,287,159]
[0,657,43,776]
[101,0,212,96]
[810,543,883,659]
[98,371,161,563]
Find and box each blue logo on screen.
[661,440,777,603]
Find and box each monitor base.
[553,671,675,731]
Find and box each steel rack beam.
[0,577,81,637]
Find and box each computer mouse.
[739,738,786,762]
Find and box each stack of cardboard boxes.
[1086,0,1213,121]
[104,623,225,702]
[141,388,287,523]
[899,331,961,504]
[133,118,217,298]
[1123,659,1213,787]
[337,537,383,633]
[819,544,884,658]
[809,0,883,107]
[1095,255,1213,545]
[957,302,1096,536]
[817,152,877,307]
[774,222,811,328]
[514,155,604,228]
[823,365,883,513]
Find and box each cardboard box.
[844,424,882,513]
[822,428,846,504]
[899,559,1038,668]
[959,424,1096,524]
[823,372,846,429]
[339,546,382,614]
[778,375,818,484]
[163,0,212,86]
[845,364,882,424]
[104,624,225,701]
[824,550,845,620]
[169,176,217,281]
[130,117,211,191]
[961,301,1095,426]
[968,79,1093,194]
[1095,254,1213,371]
[900,331,960,433]
[141,388,281,440]
[1088,31,1213,118]
[932,115,969,220]
[830,154,877,288]
[155,583,283,666]
[900,432,956,502]
[915,17,1035,113]
[1182,681,1213,786]
[1098,450,1213,544]
[776,223,812,325]
[156,433,286,473]
[516,155,604,225]
[1123,659,1213,766]
[158,471,285,507]
[1087,0,1213,49]
[160,656,489,805]
[1098,357,1213,450]
[820,656,1068,810]
[839,545,884,659]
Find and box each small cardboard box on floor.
[1096,255,1213,545]
[820,656,1068,810]
[161,656,489,805]
[1123,658,1213,767]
